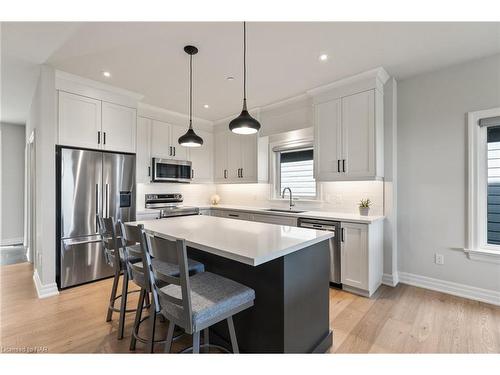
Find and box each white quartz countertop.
[131,215,334,266]
[198,204,384,224]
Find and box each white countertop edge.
[199,204,384,224]
[144,226,334,266]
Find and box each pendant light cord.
[243,21,247,110]
[189,53,193,129]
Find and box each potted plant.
[358,198,372,216]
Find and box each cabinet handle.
[224,169,227,179]
[241,168,243,178]
[173,147,176,157]
[148,166,151,177]
[103,132,106,145]
[228,214,239,218]
[97,131,101,145]
[342,159,346,173]
[237,168,240,178]
[341,228,345,242]
[337,159,340,173]
[191,169,194,179]
[169,146,172,156]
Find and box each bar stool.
[142,231,255,354]
[120,221,205,353]
[97,215,142,340]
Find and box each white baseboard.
[399,271,500,306]
[33,270,59,299]
[0,237,24,246]
[382,272,399,287]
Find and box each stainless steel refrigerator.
[56,147,136,289]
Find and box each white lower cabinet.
[251,213,297,226]
[340,221,383,297]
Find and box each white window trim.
[269,137,321,201]
[466,107,500,263]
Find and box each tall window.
[276,148,316,199]
[486,125,500,244]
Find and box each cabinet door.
[251,213,297,226]
[341,222,368,290]
[101,102,137,153]
[240,133,258,182]
[341,90,375,178]
[189,130,213,183]
[136,117,152,183]
[58,91,101,149]
[314,98,342,181]
[217,210,252,221]
[170,125,189,161]
[227,132,242,181]
[150,120,172,159]
[214,131,228,182]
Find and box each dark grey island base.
[186,239,332,353]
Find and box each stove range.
[144,193,199,218]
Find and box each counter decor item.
[358,198,372,216]
[210,194,221,205]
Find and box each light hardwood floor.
[1,262,499,353]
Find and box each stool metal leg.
[106,269,120,322]
[147,308,157,353]
[129,288,146,350]
[193,331,200,354]
[227,316,239,354]
[117,272,129,340]
[164,322,175,353]
[204,328,210,353]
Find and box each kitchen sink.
[264,209,306,214]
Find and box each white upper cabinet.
[214,128,258,184]
[150,120,172,159]
[188,129,213,183]
[170,124,189,161]
[58,91,102,149]
[341,90,375,178]
[311,68,388,181]
[101,101,137,153]
[214,130,228,182]
[315,98,342,181]
[136,116,152,183]
[58,91,137,153]
[314,89,383,181]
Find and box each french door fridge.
[56,147,136,289]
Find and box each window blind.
[279,149,316,198]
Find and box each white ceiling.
[2,22,500,124]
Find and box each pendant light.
[179,45,203,147]
[229,22,261,134]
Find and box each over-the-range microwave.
[151,158,192,183]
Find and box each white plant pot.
[359,207,370,216]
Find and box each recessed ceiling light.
[102,71,111,78]
[204,104,210,109]
[226,76,235,81]
[319,54,328,61]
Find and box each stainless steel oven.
[151,158,192,183]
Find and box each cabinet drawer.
[252,213,297,226]
[216,210,252,221]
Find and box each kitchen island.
[132,215,334,353]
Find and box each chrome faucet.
[281,187,295,209]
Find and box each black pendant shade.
[179,45,203,147]
[229,22,261,134]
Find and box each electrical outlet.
[435,253,444,265]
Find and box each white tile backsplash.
[215,181,384,215]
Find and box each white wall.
[398,53,500,292]
[0,122,25,245]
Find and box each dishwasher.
[298,217,342,289]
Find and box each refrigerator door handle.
[95,184,99,232]
[105,183,109,218]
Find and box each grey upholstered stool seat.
[159,272,255,332]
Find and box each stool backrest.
[142,232,193,333]
[96,215,120,273]
[119,221,146,288]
